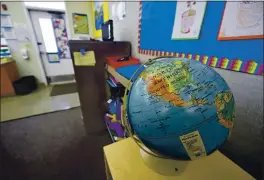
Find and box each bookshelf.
[106,65,131,90]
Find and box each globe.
[126,57,235,160]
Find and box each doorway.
[29,10,74,84]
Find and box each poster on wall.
[218,2,264,40]
[94,1,104,30]
[73,13,89,34]
[171,1,207,40]
[52,15,70,59]
[92,1,109,38]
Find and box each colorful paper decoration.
[256,64,264,75]
[208,56,218,67]
[200,56,208,65]
[193,55,200,61]
[180,53,185,58]
[52,14,70,59]
[187,54,193,59]
[217,58,229,69]
[228,58,242,71]
[92,1,109,38]
[242,60,258,74]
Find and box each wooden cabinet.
[0,60,19,97]
[69,40,131,134]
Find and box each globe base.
[140,149,189,176]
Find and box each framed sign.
[48,53,60,63]
[73,13,89,34]
[218,2,264,40]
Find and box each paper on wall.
[1,15,12,27]
[14,23,31,42]
[111,2,126,21]
[1,27,16,39]
[218,2,264,40]
[171,2,207,40]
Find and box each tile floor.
[1,85,80,122]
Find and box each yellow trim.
[92,1,109,38]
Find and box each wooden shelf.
[107,65,131,90]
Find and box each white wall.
[65,2,94,39]
[109,2,150,62]
[1,2,47,84]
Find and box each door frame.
[23,4,48,85]
[27,7,71,84]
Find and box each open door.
[29,10,74,83]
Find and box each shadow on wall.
[215,69,263,179]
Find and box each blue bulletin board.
[138,2,263,75]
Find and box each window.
[39,18,58,53]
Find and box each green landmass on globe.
[214,91,235,128]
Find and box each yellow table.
[103,138,254,180]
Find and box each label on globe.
[179,130,207,160]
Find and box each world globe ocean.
[127,58,235,160]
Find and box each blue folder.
[115,64,145,81]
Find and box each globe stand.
[139,148,188,176]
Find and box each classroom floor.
[0,85,80,122]
[1,107,263,179]
[1,107,112,180]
